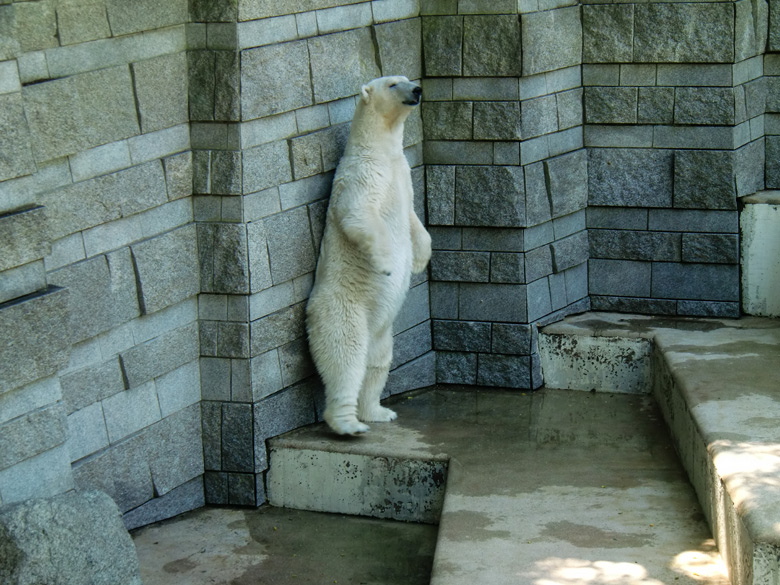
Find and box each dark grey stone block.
[436,352,477,385]
[0,93,35,182]
[674,149,737,210]
[264,207,316,285]
[582,4,634,63]
[526,277,552,321]
[209,150,242,195]
[204,471,229,505]
[474,102,520,140]
[385,351,436,397]
[522,7,581,76]
[221,403,254,473]
[431,251,490,282]
[0,490,142,585]
[477,354,531,389]
[553,211,586,240]
[490,252,525,284]
[585,87,637,124]
[767,136,780,189]
[589,229,681,262]
[525,243,554,283]
[633,3,734,63]
[682,233,739,264]
[215,322,250,359]
[588,148,673,208]
[590,295,677,315]
[430,227,462,251]
[674,87,736,125]
[430,282,458,319]
[677,300,740,318]
[191,0,236,21]
[462,228,524,252]
[463,15,521,77]
[250,302,306,356]
[735,139,764,197]
[557,88,583,130]
[551,231,589,273]
[278,338,315,388]
[422,16,463,76]
[586,207,648,230]
[123,477,204,530]
[523,221,555,251]
[459,283,527,322]
[549,271,568,311]
[652,263,739,301]
[589,258,652,297]
[422,102,473,141]
[638,87,675,124]
[564,262,589,304]
[525,162,552,227]
[433,320,491,352]
[201,401,222,471]
[492,323,534,355]
[522,95,558,139]
[188,51,216,121]
[427,165,456,226]
[228,473,257,506]
[455,166,525,227]
[395,282,431,334]
[546,149,588,218]
[648,209,738,233]
[391,322,432,369]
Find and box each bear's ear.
[360,84,372,103]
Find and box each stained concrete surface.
[135,386,728,585]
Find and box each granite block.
[463,15,522,77]
[60,357,125,415]
[119,322,199,389]
[250,302,306,356]
[0,402,67,470]
[590,295,677,316]
[638,87,675,125]
[264,207,316,285]
[587,207,649,230]
[522,7,581,76]
[427,165,456,225]
[459,283,527,322]
[525,245,553,282]
[243,140,292,194]
[0,206,49,272]
[455,166,525,227]
[392,322,433,369]
[146,405,203,496]
[436,351,477,385]
[492,323,534,355]
[0,92,35,182]
[431,250,490,282]
[589,258,651,297]
[307,28,381,103]
[545,149,588,218]
[681,233,739,264]
[588,148,673,208]
[102,383,161,443]
[490,252,525,284]
[198,222,250,294]
[589,229,681,262]
[433,320,491,352]
[430,281,458,319]
[222,403,254,473]
[648,209,738,233]
[551,231,588,273]
[462,228,525,252]
[132,52,189,133]
[422,101,473,141]
[105,0,186,35]
[651,262,739,301]
[524,162,552,227]
[674,87,736,126]
[674,150,737,210]
[676,300,740,318]
[582,4,634,64]
[242,40,312,119]
[375,17,422,80]
[122,477,204,530]
[477,354,531,389]
[521,94,558,139]
[585,87,637,124]
[422,16,463,76]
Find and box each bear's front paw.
[331,419,371,436]
[371,255,393,276]
[359,406,398,423]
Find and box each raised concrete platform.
[541,312,780,585]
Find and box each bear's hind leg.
[320,354,370,436]
[357,326,397,423]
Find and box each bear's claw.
[360,406,398,423]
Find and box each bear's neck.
[345,103,408,157]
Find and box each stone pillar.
[584,0,768,317]
[422,3,589,390]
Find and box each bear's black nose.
[413,86,422,98]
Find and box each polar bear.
[305,76,431,436]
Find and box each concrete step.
[268,385,728,585]
[540,312,780,585]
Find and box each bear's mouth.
[403,98,421,106]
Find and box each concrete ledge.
[540,312,780,585]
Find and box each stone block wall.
[0,0,202,529]
[422,0,590,390]
[583,0,769,317]
[188,0,431,507]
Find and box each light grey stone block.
[455,166,525,227]
[250,302,306,356]
[243,140,292,193]
[66,403,109,462]
[582,4,633,64]
[0,206,49,272]
[0,92,35,182]
[60,357,125,415]
[132,52,189,133]
[521,94,558,139]
[634,3,734,63]
[241,40,312,120]
[48,249,140,343]
[164,151,193,201]
[648,209,738,233]
[264,207,316,285]
[522,7,581,76]
[557,88,583,130]
[422,16,463,76]
[155,360,201,417]
[525,244,553,282]
[14,0,58,53]
[564,262,588,304]
[119,322,199,389]
[674,87,736,126]
[146,404,203,496]
[253,382,318,464]
[652,262,739,301]
[526,276,552,321]
[674,150,737,210]
[376,17,422,80]
[0,402,66,470]
[0,490,142,585]
[422,101,473,140]
[638,87,675,125]
[767,136,780,188]
[105,0,187,36]
[734,138,764,197]
[589,258,651,297]
[585,87,637,124]
[551,230,588,273]
[131,225,199,315]
[102,382,161,444]
[308,28,381,103]
[545,149,588,218]
[524,162,551,227]
[463,15,521,77]
[588,148,673,208]
[57,0,111,46]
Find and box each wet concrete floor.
[133,387,728,585]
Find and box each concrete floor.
[133,386,728,585]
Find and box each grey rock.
[0,206,49,272]
[48,249,140,343]
[582,4,634,63]
[431,251,490,282]
[462,227,525,252]
[164,151,194,200]
[490,252,525,284]
[214,321,250,359]
[455,166,525,227]
[682,233,739,264]
[392,322,433,369]
[591,295,677,315]
[198,222,250,294]
[422,102,473,141]
[430,281,458,319]
[0,92,35,182]
[524,162,552,227]
[557,88,583,130]
[0,490,142,585]
[463,15,522,77]
[588,148,673,207]
[771,0,780,51]
[589,258,651,297]
[250,302,306,356]
[525,245,553,282]
[586,207,649,230]
[376,18,422,80]
[215,50,241,121]
[564,262,589,304]
[386,352,436,397]
[477,354,531,389]
[0,261,47,305]
[634,3,734,63]
[242,40,312,119]
[264,207,316,285]
[546,149,588,218]
[104,0,187,36]
[433,320,491,352]
[131,225,200,315]
[146,405,204,497]
[436,351,477,385]
[394,282,431,334]
[638,87,675,124]
[132,52,189,133]
[188,50,216,121]
[735,138,764,197]
[589,229,681,262]
[522,7,581,76]
[253,382,318,466]
[767,136,780,189]
[308,28,380,103]
[674,87,735,125]
[228,473,257,506]
[422,16,463,77]
[652,262,739,301]
[674,150,737,210]
[191,0,236,21]
[201,401,223,470]
[585,87,637,124]
[677,300,740,318]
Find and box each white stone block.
[741,193,780,317]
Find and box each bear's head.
[359,76,422,126]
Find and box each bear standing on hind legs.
[305,76,431,436]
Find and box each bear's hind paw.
[360,406,398,423]
[328,418,370,436]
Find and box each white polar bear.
[305,76,432,436]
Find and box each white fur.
[306,76,431,436]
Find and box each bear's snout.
[404,85,422,106]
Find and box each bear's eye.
[389,83,397,88]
